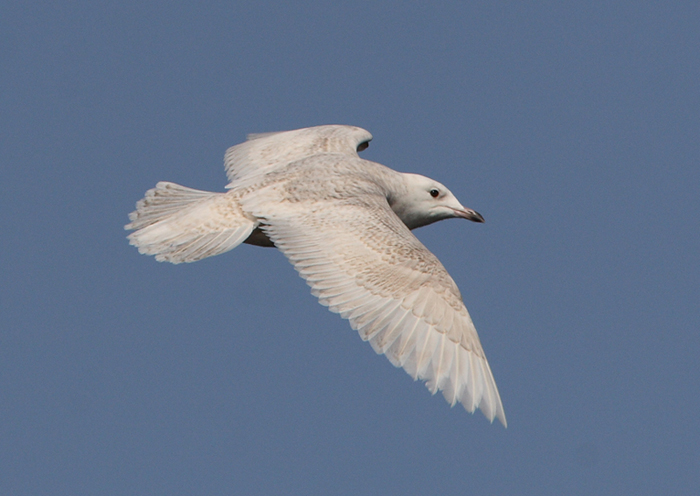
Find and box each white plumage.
[126,125,506,426]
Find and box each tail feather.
[127,182,215,230]
[125,182,255,264]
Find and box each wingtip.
[496,410,508,428]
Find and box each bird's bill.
[451,207,485,223]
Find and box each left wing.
[224,125,372,185]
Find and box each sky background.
[1,1,699,495]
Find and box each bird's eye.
[430,189,440,198]
[357,141,369,152]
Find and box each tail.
[125,182,256,264]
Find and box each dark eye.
[357,141,369,152]
[430,189,440,198]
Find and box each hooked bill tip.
[471,211,485,223]
[454,208,484,223]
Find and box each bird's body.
[126,125,506,426]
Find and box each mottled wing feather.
[224,125,373,185]
[245,194,506,426]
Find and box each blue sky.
[1,1,698,494]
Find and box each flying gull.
[125,125,506,426]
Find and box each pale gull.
[125,125,507,426]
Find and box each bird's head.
[390,173,484,230]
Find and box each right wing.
[244,192,506,426]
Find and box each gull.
[125,125,506,426]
